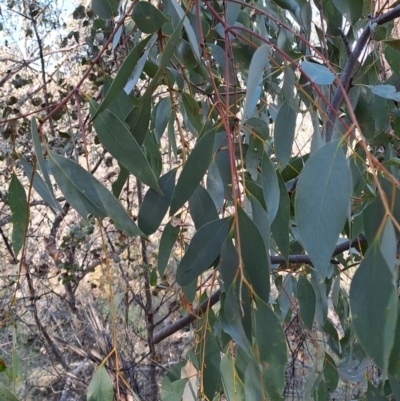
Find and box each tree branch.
[153,235,367,344]
[324,5,400,143]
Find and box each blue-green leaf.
[132,2,168,34]
[254,301,287,399]
[244,362,264,401]
[158,222,180,276]
[170,130,215,215]
[91,0,118,19]
[274,101,297,169]
[302,61,335,85]
[350,241,398,375]
[237,206,270,303]
[298,275,315,331]
[9,174,28,257]
[261,152,280,223]
[220,353,244,401]
[31,118,62,212]
[189,185,218,230]
[367,84,400,102]
[332,0,363,25]
[295,141,352,277]
[48,150,143,238]
[93,36,154,119]
[176,217,232,286]
[0,381,20,401]
[242,44,270,122]
[87,365,114,401]
[220,290,253,357]
[271,173,290,263]
[90,102,161,193]
[138,169,177,236]
[20,156,62,212]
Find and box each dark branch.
[153,289,221,344]
[153,235,368,344]
[324,5,400,143]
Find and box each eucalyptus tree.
[2,0,400,400]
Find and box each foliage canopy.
[2,0,400,400]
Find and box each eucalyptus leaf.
[132,2,168,34]
[9,174,28,256]
[90,101,161,193]
[48,151,144,238]
[176,217,232,286]
[87,365,114,401]
[295,141,352,277]
[170,129,215,215]
[302,61,335,85]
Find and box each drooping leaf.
[128,95,151,146]
[297,274,315,331]
[302,61,335,85]
[323,352,339,394]
[155,97,172,141]
[249,196,270,251]
[19,156,62,212]
[243,117,269,141]
[207,160,225,212]
[189,185,218,230]
[389,305,400,378]
[131,17,184,145]
[111,164,129,198]
[367,84,400,102]
[332,0,363,25]
[280,154,309,182]
[31,118,62,212]
[91,0,118,19]
[103,77,137,120]
[158,222,180,276]
[274,101,297,169]
[0,381,20,401]
[132,2,168,34]
[254,301,287,400]
[87,365,114,401]
[311,269,328,328]
[170,129,215,215]
[90,102,161,193]
[161,378,188,401]
[48,150,143,238]
[220,352,244,401]
[220,290,253,357]
[219,238,239,291]
[138,169,177,236]
[167,0,201,60]
[245,178,266,210]
[366,381,388,401]
[93,35,154,118]
[244,362,264,401]
[175,39,198,70]
[202,331,221,400]
[182,93,203,132]
[277,274,292,322]
[350,241,398,375]
[9,174,28,256]
[143,16,184,100]
[176,216,232,286]
[271,173,290,263]
[237,206,270,303]
[242,44,270,122]
[245,136,263,180]
[261,152,280,223]
[295,141,352,277]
